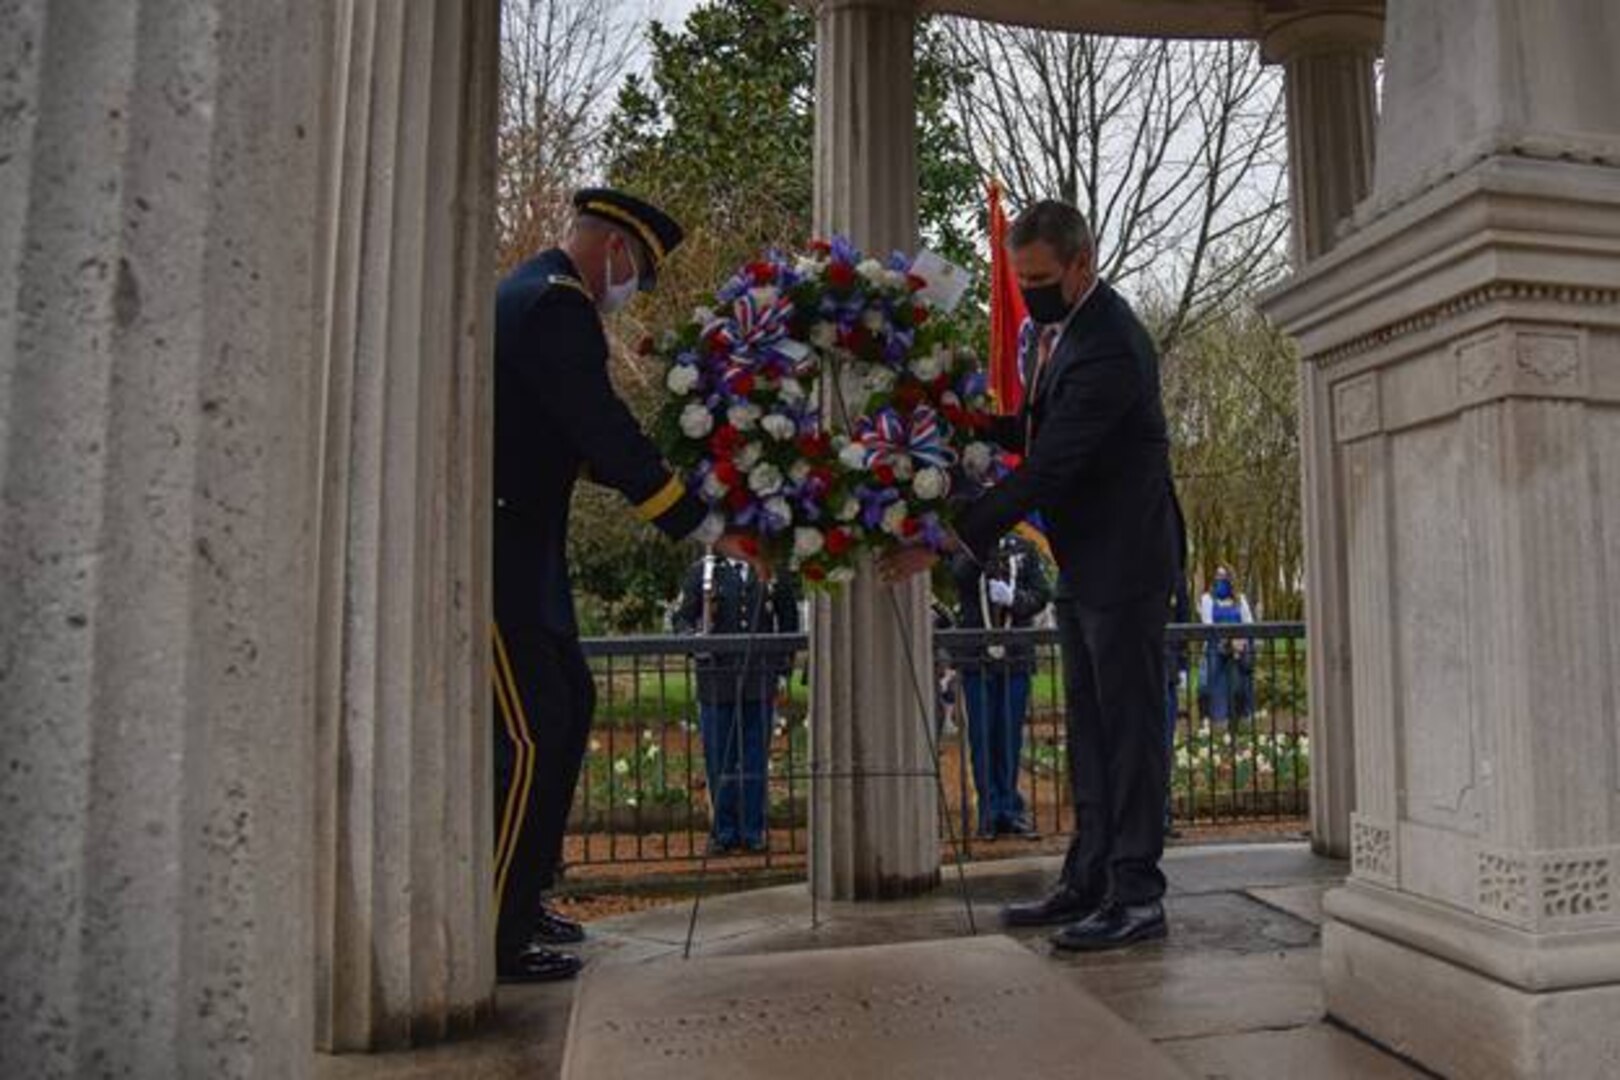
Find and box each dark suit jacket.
[955,279,1179,610]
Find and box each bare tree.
[938,24,1288,353]
[497,0,648,271]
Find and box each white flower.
[693,306,717,326]
[701,471,729,500]
[793,527,825,558]
[883,268,909,290]
[862,308,886,332]
[862,366,897,395]
[881,501,908,536]
[912,466,949,501]
[857,258,886,284]
[761,413,797,442]
[795,256,826,277]
[836,496,860,522]
[788,461,812,484]
[764,495,792,526]
[810,322,837,349]
[839,442,868,470]
[666,363,700,395]
[613,758,630,776]
[779,376,807,404]
[909,350,946,382]
[829,566,856,584]
[679,402,715,439]
[748,462,785,496]
[890,456,914,481]
[748,285,780,308]
[727,402,762,431]
[734,442,764,470]
[962,441,995,478]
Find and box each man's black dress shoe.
[1001,885,1100,928]
[497,943,584,983]
[530,901,586,945]
[1051,900,1167,952]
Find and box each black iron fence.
[567,622,1307,875]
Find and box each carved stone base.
[1324,917,1620,1079]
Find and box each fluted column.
[1262,8,1381,860]
[0,2,323,1076]
[1263,3,1620,1075]
[310,0,498,1052]
[809,0,939,901]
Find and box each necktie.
[1025,325,1061,451]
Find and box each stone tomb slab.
[562,935,1190,1079]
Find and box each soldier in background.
[674,553,800,855]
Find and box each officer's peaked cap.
[572,188,684,290]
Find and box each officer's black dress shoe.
[531,902,586,945]
[1001,884,1100,928]
[1050,900,1167,952]
[704,836,739,857]
[497,943,584,983]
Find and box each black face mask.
[1021,280,1073,326]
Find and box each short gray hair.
[1007,199,1093,264]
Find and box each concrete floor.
[317,842,1432,1079]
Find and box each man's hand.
[987,579,1015,608]
[878,545,937,585]
[714,532,772,579]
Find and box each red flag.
[988,179,1028,416]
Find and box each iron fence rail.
[565,622,1307,873]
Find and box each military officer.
[491,188,756,982]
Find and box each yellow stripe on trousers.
[490,622,537,915]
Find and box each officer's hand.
[715,532,772,580]
[987,579,1015,607]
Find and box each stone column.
[809,0,940,900]
[1261,8,1381,859]
[0,2,322,1077]
[1262,3,1620,1075]
[309,0,499,1052]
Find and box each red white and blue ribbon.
[854,406,957,472]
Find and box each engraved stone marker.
[562,935,1188,1079]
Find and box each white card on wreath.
[910,249,971,313]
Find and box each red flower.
[726,487,752,511]
[803,563,827,582]
[826,261,856,289]
[796,433,830,459]
[809,466,834,490]
[748,261,777,285]
[713,460,741,488]
[809,238,832,256]
[906,273,928,293]
[732,373,756,397]
[825,528,854,556]
[894,383,925,411]
[710,424,743,457]
[931,373,951,395]
[911,305,930,326]
[901,517,921,538]
[942,404,968,428]
[873,463,896,486]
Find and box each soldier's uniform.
[491,191,707,973]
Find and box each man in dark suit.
[492,188,758,982]
[882,198,1180,951]
[673,551,800,855]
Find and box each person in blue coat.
[491,189,757,982]
[1198,565,1255,726]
